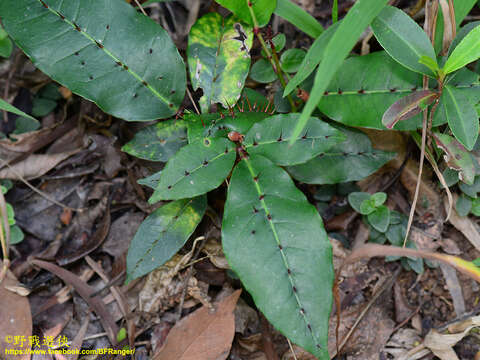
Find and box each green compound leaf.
[126,196,206,282]
[444,25,480,74]
[215,0,277,27]
[371,192,387,207]
[188,13,253,112]
[371,6,437,77]
[287,126,395,184]
[122,120,187,162]
[442,85,479,151]
[222,155,333,359]
[149,137,236,202]
[0,0,186,121]
[368,205,390,232]
[186,111,270,144]
[250,58,277,84]
[317,52,480,130]
[434,132,475,185]
[243,113,346,166]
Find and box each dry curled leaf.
[153,290,241,360]
[0,261,32,360]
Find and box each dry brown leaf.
[153,290,241,360]
[0,149,80,180]
[0,261,32,360]
[30,259,119,345]
[423,316,480,360]
[445,195,480,251]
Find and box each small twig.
[246,3,297,112]
[133,0,148,16]
[333,267,401,357]
[286,339,299,360]
[175,236,206,322]
[186,87,201,115]
[0,188,10,284]
[0,158,84,213]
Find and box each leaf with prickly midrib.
[287,126,396,184]
[148,137,236,202]
[126,196,206,282]
[243,113,346,166]
[316,51,480,130]
[290,0,389,145]
[122,120,187,162]
[188,13,253,112]
[0,0,186,121]
[186,111,271,144]
[222,155,333,359]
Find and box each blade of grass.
[288,0,389,145]
[274,0,323,38]
[332,0,338,23]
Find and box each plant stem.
[246,2,297,112]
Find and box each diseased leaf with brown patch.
[153,290,241,360]
[0,261,32,360]
[434,132,475,184]
[382,90,437,129]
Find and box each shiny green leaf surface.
[274,0,323,38]
[215,0,276,27]
[371,6,437,76]
[290,0,389,144]
[0,0,186,121]
[222,155,333,359]
[442,85,479,150]
[188,13,253,112]
[287,126,395,184]
[122,120,187,162]
[126,196,206,282]
[149,137,236,202]
[444,24,480,74]
[243,114,345,166]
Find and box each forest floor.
[1,0,480,359]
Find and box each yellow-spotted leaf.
[188,13,253,112]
